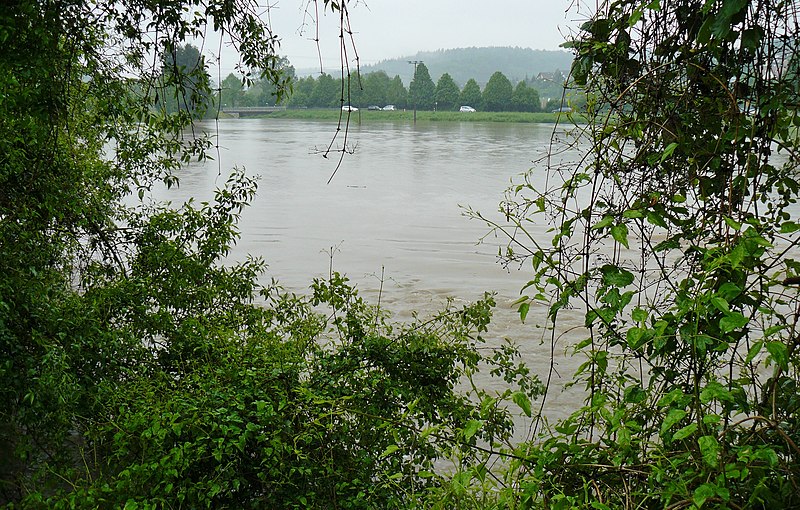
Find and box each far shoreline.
[217,108,581,124]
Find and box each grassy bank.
[249,108,579,124]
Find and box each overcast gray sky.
[205,0,586,77]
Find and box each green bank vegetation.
[252,108,577,124]
[2,0,800,509]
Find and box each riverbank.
[224,108,580,124]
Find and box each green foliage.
[482,71,514,112]
[511,81,541,112]
[0,1,547,508]
[219,73,245,107]
[160,43,213,117]
[472,0,800,507]
[359,47,574,90]
[434,73,460,111]
[386,74,410,109]
[409,62,436,110]
[309,73,341,108]
[459,79,482,108]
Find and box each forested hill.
[300,47,574,86]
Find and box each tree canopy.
[434,72,461,111]
[408,62,436,110]
[459,78,482,108]
[482,71,513,112]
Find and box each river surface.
[150,118,589,423]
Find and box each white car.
[342,105,358,112]
[459,105,476,112]
[382,105,396,111]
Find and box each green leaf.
[673,422,698,441]
[694,483,716,507]
[661,408,687,435]
[631,307,648,322]
[592,215,614,229]
[717,282,742,300]
[380,444,399,458]
[766,341,789,369]
[745,341,763,363]
[720,312,748,333]
[601,264,634,287]
[660,142,678,162]
[622,208,644,219]
[512,391,532,417]
[741,27,763,50]
[724,216,742,231]
[700,381,733,403]
[646,211,669,228]
[463,419,483,441]
[710,296,730,313]
[780,221,800,233]
[699,435,720,467]
[518,301,530,322]
[611,223,630,248]
[729,244,746,268]
[626,327,650,349]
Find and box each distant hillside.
[296,47,574,87]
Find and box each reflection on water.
[145,118,587,423]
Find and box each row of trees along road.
[220,61,546,112]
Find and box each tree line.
[220,60,548,112]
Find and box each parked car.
[367,105,381,111]
[459,105,476,112]
[342,105,358,112]
[382,105,396,111]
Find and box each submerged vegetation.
[2,0,800,508]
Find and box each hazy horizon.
[202,1,583,79]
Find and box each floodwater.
[149,117,590,424]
